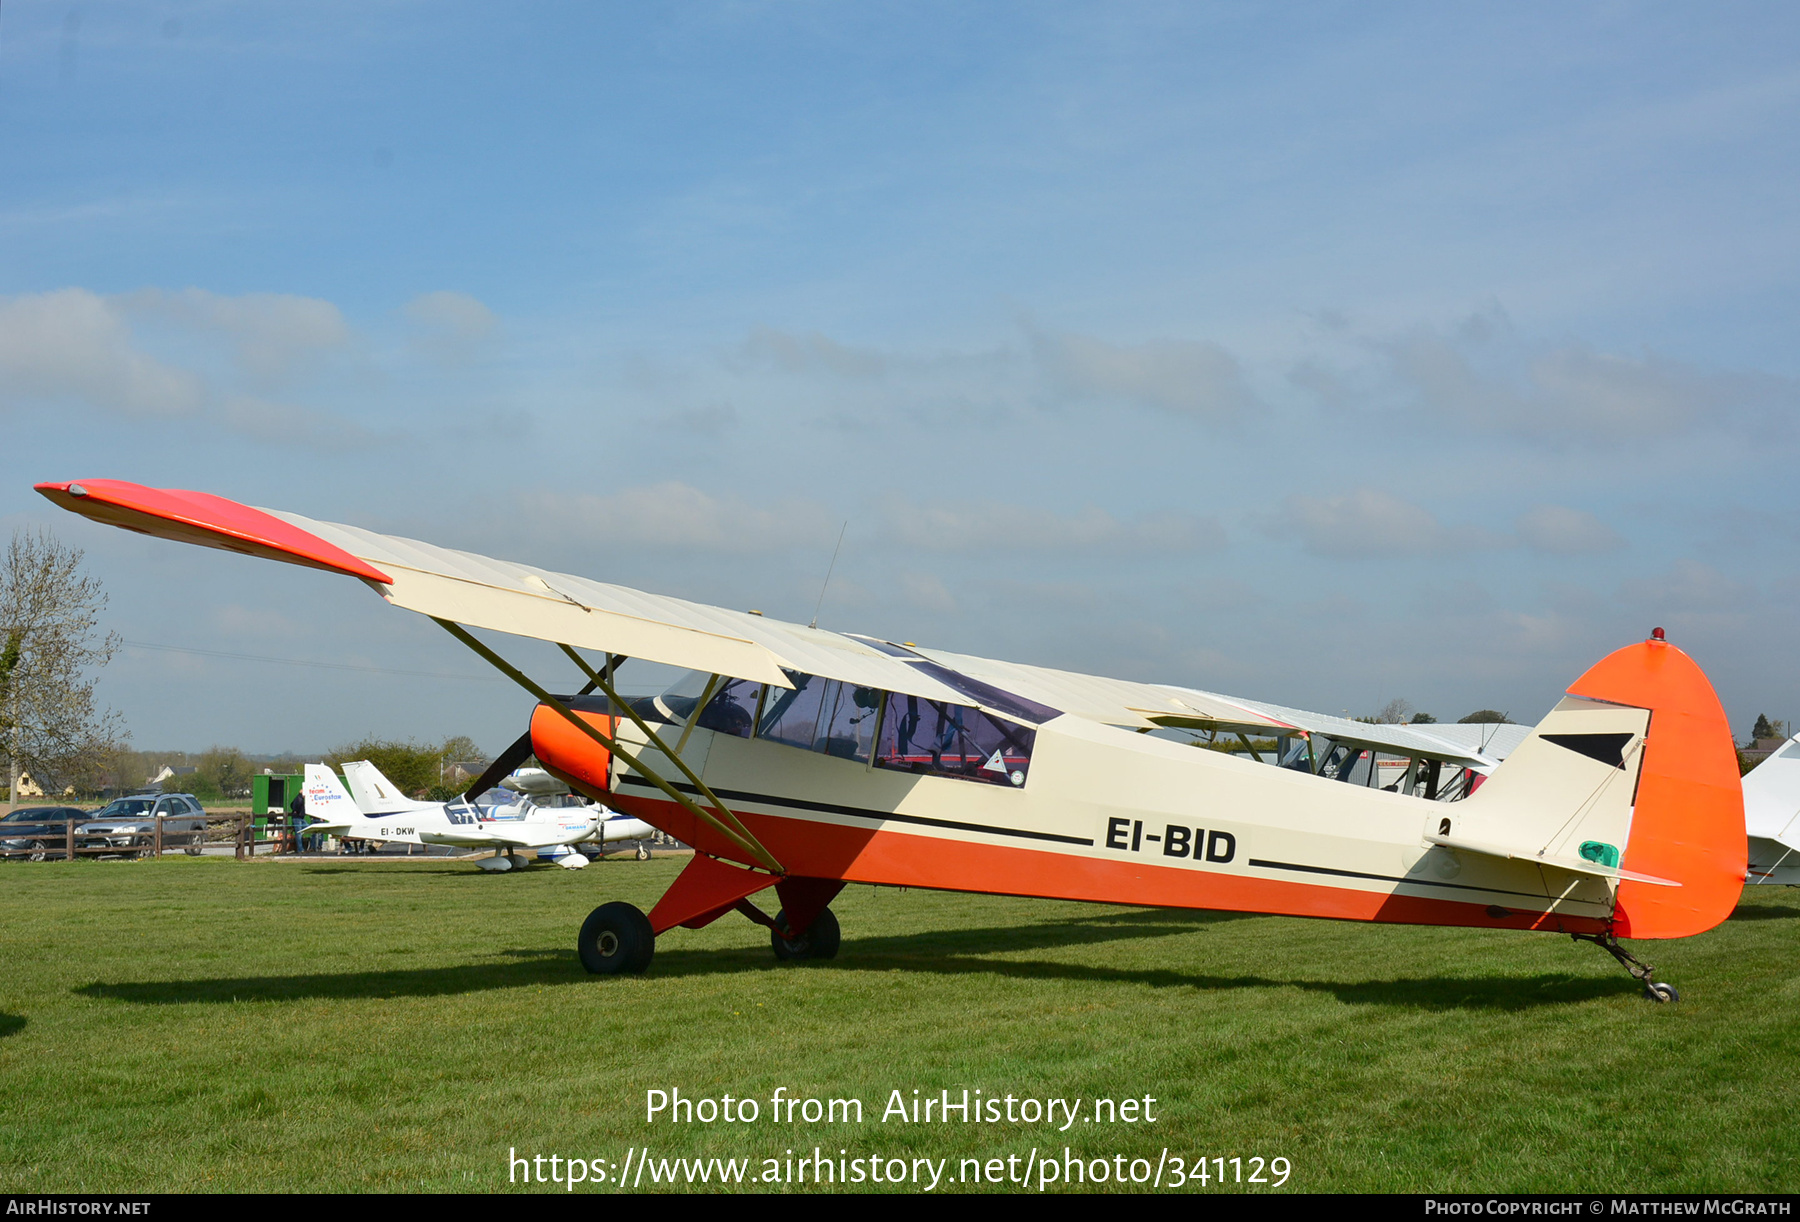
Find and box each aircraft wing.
[419,823,592,850]
[1742,735,1800,851]
[1177,692,1503,770]
[37,478,1500,766]
[36,479,985,710]
[914,645,1497,768]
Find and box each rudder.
[1569,637,1745,938]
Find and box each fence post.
[65,816,75,863]
[153,815,163,858]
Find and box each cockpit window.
[758,674,880,761]
[632,671,760,739]
[875,693,1033,787]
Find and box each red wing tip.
[34,477,392,586]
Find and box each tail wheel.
[1645,981,1680,1004]
[771,907,840,961]
[578,902,654,975]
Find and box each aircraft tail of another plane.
[342,759,436,815]
[301,764,362,830]
[1440,636,1744,939]
[1740,735,1800,883]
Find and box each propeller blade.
[461,730,535,800]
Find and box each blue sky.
[4,2,1799,755]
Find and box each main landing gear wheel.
[578,902,654,975]
[771,907,840,962]
[1645,981,1680,1004]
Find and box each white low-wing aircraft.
[300,762,609,871]
[335,757,658,857]
[41,479,1746,999]
[1742,736,1800,885]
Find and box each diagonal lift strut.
[432,618,783,875]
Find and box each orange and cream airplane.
[38,479,1746,999]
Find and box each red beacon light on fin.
[1650,627,1666,642]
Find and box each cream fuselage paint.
[606,712,1619,928]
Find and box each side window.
[756,675,879,763]
[759,673,826,750]
[875,694,1033,787]
[698,679,760,738]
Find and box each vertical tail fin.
[1570,638,1745,937]
[341,759,433,815]
[302,764,362,825]
[1443,637,1743,936]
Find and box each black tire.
[185,846,203,856]
[27,841,48,863]
[771,907,840,961]
[578,902,655,975]
[1645,981,1680,1004]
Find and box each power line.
[121,640,504,683]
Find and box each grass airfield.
[2,854,1796,1194]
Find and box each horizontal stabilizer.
[1424,833,1680,887]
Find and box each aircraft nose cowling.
[529,700,615,801]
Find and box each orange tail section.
[1570,638,1745,939]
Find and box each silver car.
[79,794,208,857]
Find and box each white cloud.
[0,287,396,449]
[0,288,203,416]
[405,291,497,343]
[879,495,1224,553]
[740,327,887,378]
[1618,559,1753,613]
[524,482,838,553]
[214,395,384,449]
[403,291,499,368]
[1256,488,1507,557]
[1514,505,1624,555]
[1370,308,1791,442]
[1027,321,1261,423]
[122,288,351,383]
[898,572,958,614]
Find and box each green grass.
[2,855,1797,1193]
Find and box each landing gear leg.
[1572,931,1679,1003]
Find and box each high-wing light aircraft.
[41,479,1745,999]
[1742,736,1800,886]
[301,762,626,871]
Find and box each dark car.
[78,794,209,857]
[0,806,91,861]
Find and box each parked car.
[0,806,91,861]
[78,794,208,857]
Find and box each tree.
[0,530,125,800]
[1458,709,1512,724]
[1358,698,1413,725]
[168,747,252,801]
[326,733,490,799]
[1752,714,1784,742]
[1409,712,1438,724]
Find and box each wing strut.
[552,645,773,868]
[433,619,783,875]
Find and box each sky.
[3,2,1799,757]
